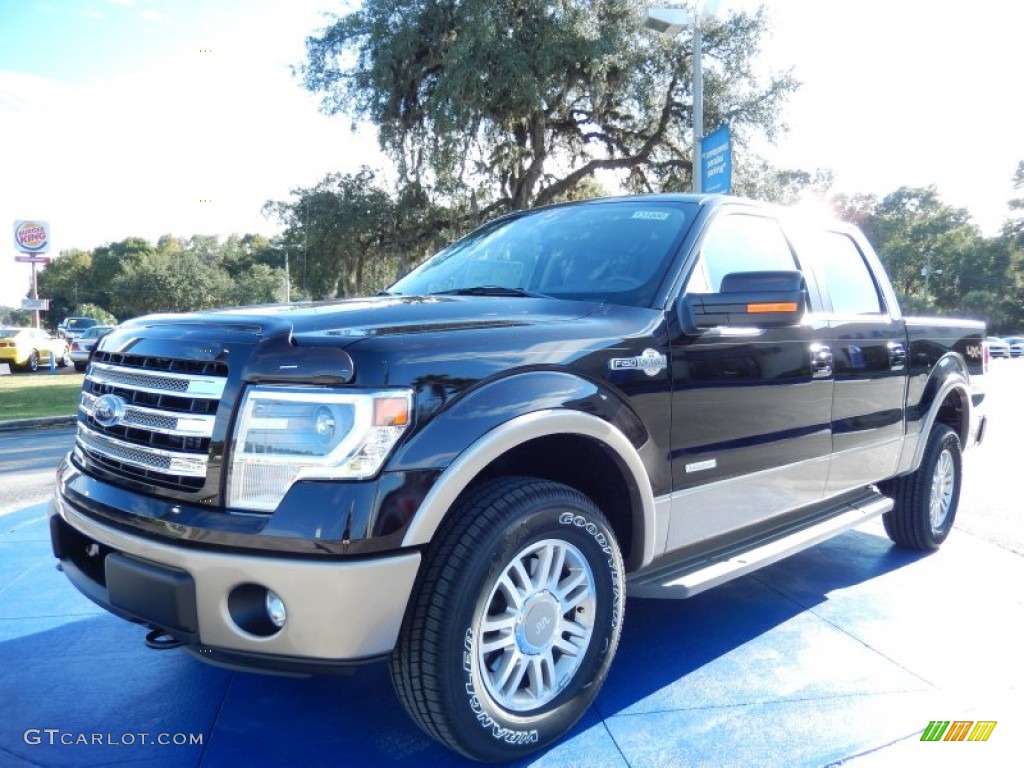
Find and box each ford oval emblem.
[93,394,127,428]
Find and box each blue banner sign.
[701,125,731,194]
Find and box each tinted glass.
[81,326,113,339]
[817,232,883,315]
[390,201,696,307]
[688,214,797,293]
[66,318,98,329]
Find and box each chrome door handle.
[810,343,833,378]
[888,342,907,371]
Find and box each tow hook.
[145,628,187,650]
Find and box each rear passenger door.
[808,228,908,493]
[665,210,833,552]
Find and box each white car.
[986,336,1010,358]
[1003,336,1024,358]
[69,325,115,371]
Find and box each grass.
[0,371,84,421]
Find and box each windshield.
[0,329,22,339]
[81,326,113,339]
[389,200,696,308]
[65,318,98,329]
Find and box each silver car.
[986,336,1010,359]
[69,325,115,371]
[1004,336,1024,358]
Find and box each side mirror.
[681,270,807,332]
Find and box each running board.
[627,493,893,599]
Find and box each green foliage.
[224,264,287,305]
[34,234,288,322]
[73,304,118,324]
[1003,160,1024,245]
[835,181,1024,333]
[732,160,833,205]
[302,0,797,212]
[0,306,32,327]
[264,168,400,298]
[547,176,611,204]
[35,248,94,323]
[860,187,980,304]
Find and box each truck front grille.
[77,353,228,492]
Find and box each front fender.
[388,370,648,471]
[399,408,658,568]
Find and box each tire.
[74,362,87,372]
[390,477,625,762]
[26,350,39,373]
[880,424,962,550]
[60,347,72,367]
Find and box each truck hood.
[111,295,663,391]
[123,295,597,343]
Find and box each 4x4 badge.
[609,349,667,377]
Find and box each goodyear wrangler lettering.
[461,629,539,745]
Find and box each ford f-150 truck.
[50,194,987,762]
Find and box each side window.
[687,214,798,293]
[817,232,883,315]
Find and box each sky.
[1,0,1022,310]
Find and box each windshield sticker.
[631,211,671,221]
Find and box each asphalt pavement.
[1,362,1021,767]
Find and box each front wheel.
[880,424,962,550]
[390,477,625,762]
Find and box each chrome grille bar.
[76,353,227,491]
[87,361,226,398]
[79,392,215,437]
[78,424,207,477]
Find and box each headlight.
[227,386,412,512]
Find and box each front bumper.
[50,492,421,671]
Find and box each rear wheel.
[881,424,962,550]
[390,477,625,762]
[24,350,40,372]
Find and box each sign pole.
[31,260,40,329]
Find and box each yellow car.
[0,327,72,372]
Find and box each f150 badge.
[609,349,668,377]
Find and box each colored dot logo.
[199,199,214,203]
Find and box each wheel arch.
[902,355,972,474]
[400,409,656,572]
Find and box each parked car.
[0,327,71,371]
[57,316,100,340]
[69,325,116,371]
[1004,336,1024,358]
[986,336,1010,358]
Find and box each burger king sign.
[14,220,50,253]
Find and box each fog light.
[265,589,287,628]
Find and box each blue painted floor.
[1,502,1021,767]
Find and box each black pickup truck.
[50,194,987,762]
